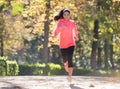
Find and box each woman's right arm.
[53,20,61,37]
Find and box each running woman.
[53,9,78,82]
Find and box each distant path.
[0,76,120,89]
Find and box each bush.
[19,62,46,75]
[19,62,93,76]
[0,56,7,76]
[0,56,19,76]
[19,62,66,75]
[19,62,116,76]
[47,63,66,75]
[7,60,19,76]
[73,67,92,75]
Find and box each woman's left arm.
[73,22,78,39]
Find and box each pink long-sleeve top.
[53,19,78,48]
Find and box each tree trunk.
[0,12,4,56]
[109,35,115,69]
[104,39,109,70]
[91,20,99,69]
[97,47,102,69]
[110,44,115,69]
[0,36,4,56]
[91,42,97,69]
[43,0,50,64]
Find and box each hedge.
[19,62,92,76]
[0,56,19,76]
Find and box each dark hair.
[54,9,70,21]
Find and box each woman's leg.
[60,49,69,72]
[67,46,74,81]
[68,67,73,81]
[60,46,74,82]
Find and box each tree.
[0,12,4,56]
[91,20,99,69]
[43,0,50,63]
[98,0,120,69]
[90,0,100,69]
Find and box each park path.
[0,76,120,89]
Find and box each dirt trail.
[0,76,120,89]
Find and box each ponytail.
[54,9,64,21]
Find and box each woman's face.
[63,11,70,20]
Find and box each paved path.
[0,76,120,89]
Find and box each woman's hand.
[75,36,79,41]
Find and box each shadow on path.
[0,80,25,89]
[1,86,24,89]
[70,84,84,89]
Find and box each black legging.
[60,46,74,67]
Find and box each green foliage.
[19,62,116,76]
[0,56,19,76]
[6,60,19,76]
[73,67,92,75]
[47,63,64,75]
[11,2,24,15]
[19,62,64,75]
[99,0,113,10]
[0,56,7,76]
[86,70,112,77]
[19,62,46,75]
[19,62,93,76]
[0,3,4,12]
